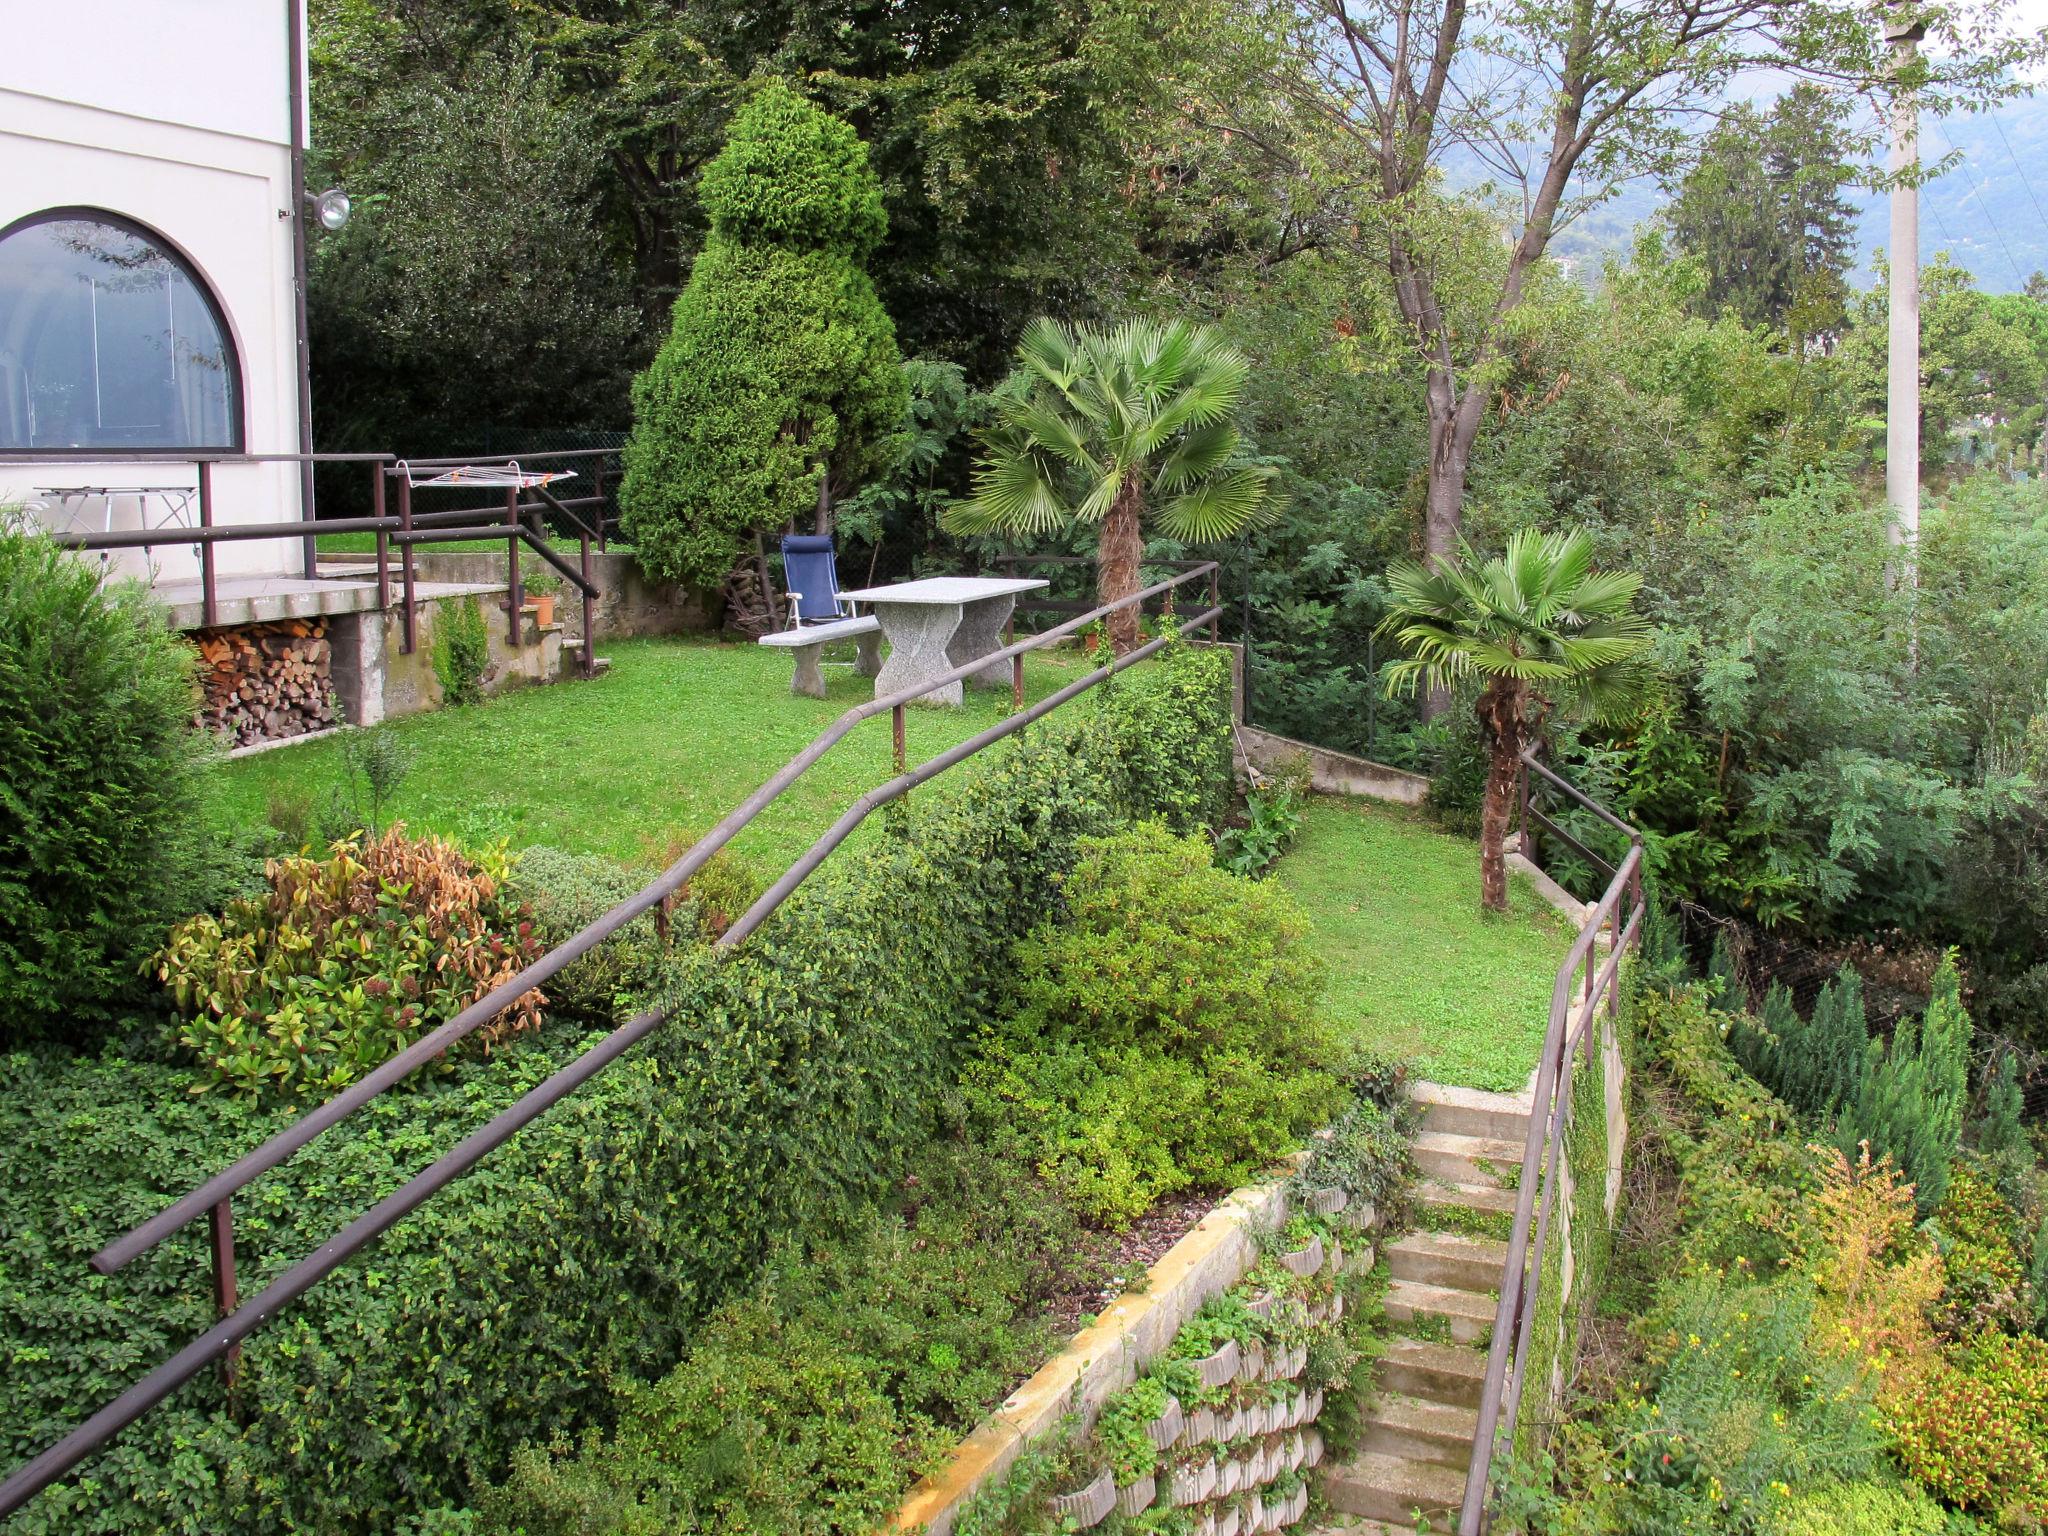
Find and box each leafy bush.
[1930,1163,2033,1338]
[1215,775,1307,877]
[1292,1096,1414,1213]
[1,640,1231,1531]
[1883,1349,2048,1524]
[968,821,1340,1224]
[619,83,905,588]
[157,826,546,1097]
[0,519,228,1044]
[1757,1479,1951,1536]
[431,594,491,705]
[1731,970,1870,1123]
[508,845,672,1021]
[481,1295,918,1536]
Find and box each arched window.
[0,209,242,453]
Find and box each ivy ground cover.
[217,636,1089,870]
[1275,795,1571,1091]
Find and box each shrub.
[968,821,1340,1224]
[334,722,417,835]
[1757,1479,1950,1536]
[1838,954,1970,1214]
[508,845,671,1021]
[157,826,546,1097]
[1293,1096,1415,1212]
[1883,1352,2048,1523]
[1930,1163,2032,1337]
[619,83,905,588]
[0,519,226,1044]
[480,1295,919,1536]
[431,594,491,705]
[3,641,1229,1532]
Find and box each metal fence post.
[371,462,390,613]
[504,488,524,644]
[209,1201,239,1391]
[398,472,417,655]
[196,461,216,630]
[579,533,596,679]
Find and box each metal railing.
[0,563,1223,1520]
[9,449,615,676]
[1458,746,1645,1535]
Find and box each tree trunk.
[1476,680,1524,914]
[1098,481,1145,654]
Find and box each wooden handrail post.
[209,1200,239,1392]
[580,533,595,679]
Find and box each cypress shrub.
[619,83,907,588]
[0,643,1231,1533]
[0,521,227,1045]
[1777,969,1869,1121]
[1838,954,1971,1214]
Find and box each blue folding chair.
[779,534,854,627]
[758,534,883,697]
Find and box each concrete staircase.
[1319,1081,1533,1534]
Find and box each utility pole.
[1885,5,1925,558]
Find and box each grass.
[220,636,1093,875]
[1276,795,1572,1092]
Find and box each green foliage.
[3,646,1231,1530]
[0,520,227,1044]
[156,826,545,1098]
[1094,1379,1166,1484]
[1214,774,1307,877]
[1930,1164,2034,1338]
[1292,1096,1414,1213]
[481,1294,917,1535]
[336,723,417,835]
[1756,1479,1952,1536]
[1838,956,1971,1215]
[1972,1050,2026,1160]
[1609,1276,1884,1529]
[620,83,906,588]
[1735,970,1871,1124]
[508,845,672,1021]
[431,595,491,706]
[968,821,1340,1224]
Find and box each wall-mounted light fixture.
[307,187,352,232]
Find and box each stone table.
[838,575,1050,706]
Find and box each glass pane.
[0,215,239,451]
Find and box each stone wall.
[400,550,722,640]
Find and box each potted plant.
[522,563,563,629]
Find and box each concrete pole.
[1885,9,1925,555]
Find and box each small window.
[0,210,242,453]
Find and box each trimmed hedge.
[0,641,1232,1533]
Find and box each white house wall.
[0,3,307,584]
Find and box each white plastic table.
[838,575,1050,706]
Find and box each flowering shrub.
[158,825,545,1096]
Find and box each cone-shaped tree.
[620,82,906,589]
[944,318,1275,654]
[1377,529,1651,912]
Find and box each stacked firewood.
[193,619,335,746]
[720,560,784,638]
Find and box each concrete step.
[1375,1335,1488,1410]
[1414,1129,1528,1189]
[1386,1230,1512,1293]
[1415,1179,1520,1218]
[1385,1279,1497,1346]
[1322,1449,1467,1527]
[1359,1392,1480,1471]
[1411,1079,1534,1142]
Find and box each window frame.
[0,205,247,458]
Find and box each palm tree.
[944,318,1275,653]
[1377,529,1652,912]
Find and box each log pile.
[194,619,335,746]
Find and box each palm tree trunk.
[1476,680,1523,914]
[1098,481,1144,654]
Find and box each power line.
[1986,110,2048,256]
[1931,116,2031,287]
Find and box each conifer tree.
[1975,1050,2026,1160]
[1839,954,1971,1215]
[1705,930,1742,1014]
[620,83,907,589]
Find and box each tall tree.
[620,85,906,590]
[1271,0,2040,582]
[946,319,1276,654]
[1668,84,1857,343]
[1377,528,1650,911]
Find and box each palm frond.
[1153,463,1275,543]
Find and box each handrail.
[1458,745,1645,1535]
[0,563,1221,1520]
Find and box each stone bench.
[757,615,883,698]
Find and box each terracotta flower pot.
[1113,1472,1157,1516]
[1194,1338,1241,1389]
[528,593,556,627]
[1048,1467,1116,1528]
[1279,1234,1324,1278]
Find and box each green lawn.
[221,636,1091,873]
[1277,795,1573,1092]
